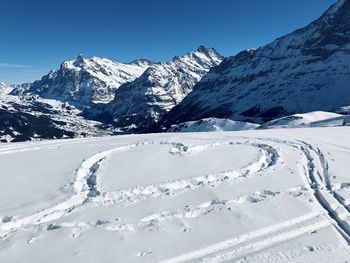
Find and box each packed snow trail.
[247,137,350,243]
[0,139,278,239]
[0,143,141,238]
[160,136,350,262]
[264,138,350,243]
[296,140,350,242]
[160,212,330,263]
[93,141,280,208]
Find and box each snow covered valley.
[1,127,350,262]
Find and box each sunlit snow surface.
[1,128,350,262]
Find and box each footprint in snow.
[136,251,152,257]
[27,235,41,244]
[1,215,12,223]
[95,219,110,226]
[47,223,62,231]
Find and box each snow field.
[0,128,350,262]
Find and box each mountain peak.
[129,59,155,67]
[76,54,84,59]
[324,0,348,17]
[73,54,86,67]
[195,45,223,60]
[196,45,208,52]
[301,0,350,53]
[196,45,219,54]
[171,46,222,64]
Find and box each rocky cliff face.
[163,0,350,125]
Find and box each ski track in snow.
[240,244,350,263]
[1,135,350,262]
[0,138,279,239]
[58,186,309,234]
[160,137,350,262]
[251,137,350,244]
[261,138,350,243]
[296,140,350,242]
[92,141,279,208]
[0,143,140,238]
[160,212,331,263]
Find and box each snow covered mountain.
[90,46,223,131]
[163,0,350,126]
[0,83,12,95]
[0,83,7,93]
[11,56,154,108]
[338,105,350,114]
[0,94,113,142]
[9,83,31,95]
[1,47,221,141]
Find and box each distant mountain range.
[1,0,350,142]
[11,56,154,106]
[0,46,222,141]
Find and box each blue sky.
[0,0,336,84]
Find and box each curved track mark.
[0,139,280,239]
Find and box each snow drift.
[167,118,259,133]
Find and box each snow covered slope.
[9,83,31,95]
[338,105,350,114]
[163,0,350,125]
[0,93,112,142]
[260,111,350,129]
[1,128,350,262]
[90,46,223,132]
[11,56,154,107]
[0,83,12,95]
[167,118,259,132]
